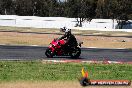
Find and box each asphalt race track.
[0,45,132,62]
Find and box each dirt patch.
[0,82,131,88]
[0,31,132,48]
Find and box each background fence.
[0,15,132,32]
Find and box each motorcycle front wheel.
[45,48,54,58]
[70,47,81,58]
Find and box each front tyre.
[70,47,81,58]
[45,48,54,58]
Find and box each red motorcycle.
[45,38,83,58]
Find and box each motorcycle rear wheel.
[45,48,54,58]
[70,47,81,58]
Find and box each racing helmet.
[65,28,71,35]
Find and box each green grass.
[0,61,132,82]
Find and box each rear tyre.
[45,48,54,58]
[70,47,81,58]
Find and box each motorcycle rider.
[59,27,77,51]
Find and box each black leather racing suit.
[59,33,77,51]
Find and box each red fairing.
[59,40,66,45]
[49,39,66,52]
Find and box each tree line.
[0,0,131,27]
